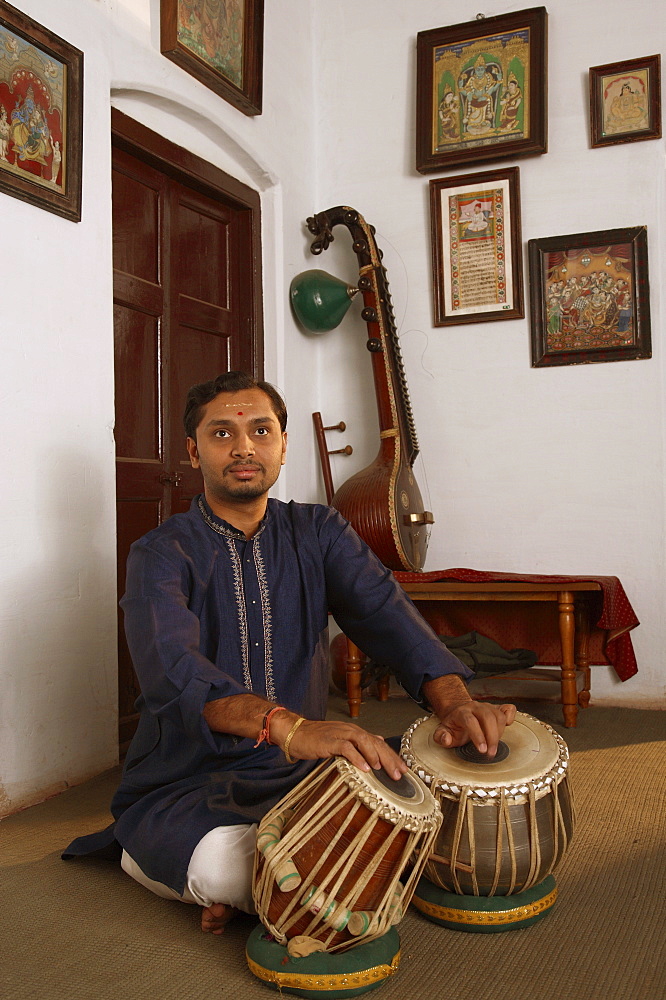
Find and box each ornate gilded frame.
[416,7,547,174]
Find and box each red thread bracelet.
[254,706,286,747]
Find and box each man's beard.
[207,461,280,503]
[214,479,269,501]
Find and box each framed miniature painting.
[430,167,524,326]
[160,0,264,116]
[0,2,83,222]
[416,7,547,173]
[528,227,651,368]
[589,55,661,148]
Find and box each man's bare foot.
[201,903,240,935]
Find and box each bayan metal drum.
[401,712,574,900]
[252,756,442,954]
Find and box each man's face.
[187,388,287,505]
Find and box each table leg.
[376,673,390,701]
[558,591,578,727]
[345,638,363,718]
[575,599,591,709]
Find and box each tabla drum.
[400,712,574,898]
[252,756,442,954]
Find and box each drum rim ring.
[400,712,570,804]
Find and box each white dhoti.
[121,823,257,914]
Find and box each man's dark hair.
[183,371,288,440]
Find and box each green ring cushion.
[246,924,401,997]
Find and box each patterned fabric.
[63,497,470,893]
[394,568,639,681]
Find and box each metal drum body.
[253,757,441,953]
[401,712,574,897]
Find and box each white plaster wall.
[308,0,666,710]
[1,0,663,818]
[0,0,320,815]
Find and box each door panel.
[174,197,232,309]
[113,308,161,460]
[112,112,262,751]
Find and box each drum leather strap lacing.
[401,712,575,898]
[253,757,441,953]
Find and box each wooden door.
[112,111,262,749]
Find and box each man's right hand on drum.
[203,693,408,780]
[423,674,517,757]
[272,715,409,779]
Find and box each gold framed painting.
[430,167,524,326]
[161,0,264,116]
[589,55,661,148]
[0,1,83,222]
[416,7,547,173]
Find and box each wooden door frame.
[111,107,264,378]
[111,108,263,751]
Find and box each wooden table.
[343,579,602,727]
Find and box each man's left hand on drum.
[432,701,516,757]
[422,674,517,757]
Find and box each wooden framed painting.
[0,1,83,222]
[430,167,524,326]
[416,7,547,174]
[589,55,661,148]
[528,227,651,368]
[160,0,264,116]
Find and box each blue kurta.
[64,496,471,892]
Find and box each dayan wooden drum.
[400,712,575,898]
[252,756,442,954]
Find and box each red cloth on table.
[394,569,639,681]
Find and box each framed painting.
[0,1,83,222]
[589,54,661,148]
[528,227,651,368]
[160,0,264,116]
[430,167,524,326]
[416,7,547,174]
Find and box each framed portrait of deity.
[528,227,651,368]
[589,55,661,148]
[416,7,547,174]
[0,1,83,222]
[160,0,264,116]
[429,167,524,326]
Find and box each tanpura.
[306,206,433,572]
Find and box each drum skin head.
[403,711,563,789]
[246,924,400,997]
[333,757,440,825]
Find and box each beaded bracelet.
[283,716,305,764]
[254,706,286,748]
